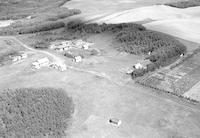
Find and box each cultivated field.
[137,48,200,102]
[64,0,200,44]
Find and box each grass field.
[0,36,200,138]
[0,37,24,65]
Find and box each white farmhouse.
[74,56,82,63]
[21,53,27,59]
[32,57,50,69]
[134,59,151,69]
[50,62,67,71]
[12,56,21,62]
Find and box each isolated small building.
[134,59,151,69]
[49,62,67,71]
[21,53,27,59]
[126,68,134,74]
[109,118,122,127]
[58,64,67,71]
[82,44,89,50]
[12,56,21,62]
[74,56,82,63]
[26,16,32,20]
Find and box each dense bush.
[66,21,146,34]
[0,88,74,138]
[132,69,147,78]
[18,21,65,34]
[165,0,200,8]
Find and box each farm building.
[109,118,122,127]
[49,62,67,71]
[12,53,28,62]
[73,56,82,62]
[12,56,22,62]
[134,59,151,69]
[32,57,50,69]
[50,39,94,51]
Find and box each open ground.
[1,34,200,138]
[1,0,200,137]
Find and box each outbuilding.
[134,59,151,69]
[32,57,50,69]
[74,56,82,63]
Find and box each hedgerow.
[0,88,74,138]
[165,0,200,8]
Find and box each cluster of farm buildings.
[12,53,28,62]
[32,57,67,71]
[126,59,151,74]
[50,39,94,52]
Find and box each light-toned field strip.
[0,20,14,28]
[65,0,200,44]
[184,81,200,102]
[144,18,200,44]
[91,5,200,44]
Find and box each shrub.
[0,88,74,138]
[132,69,147,78]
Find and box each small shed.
[26,16,32,19]
[82,44,89,50]
[21,53,27,59]
[74,56,82,63]
[134,59,151,69]
[12,56,21,62]
[109,118,122,127]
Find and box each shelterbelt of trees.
[66,21,186,77]
[165,0,200,8]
